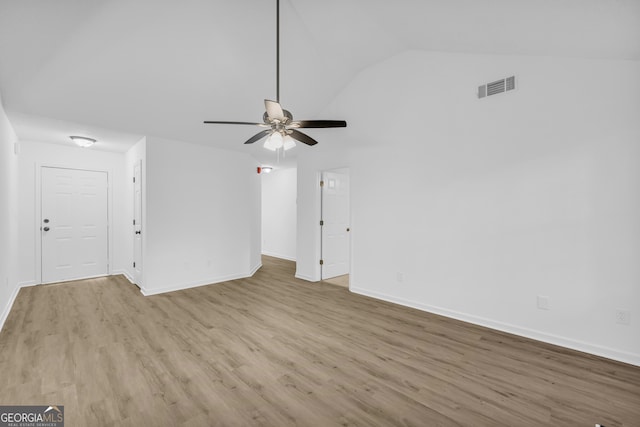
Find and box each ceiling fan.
[203,0,347,152]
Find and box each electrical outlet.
[396,272,404,283]
[537,295,550,310]
[616,309,630,325]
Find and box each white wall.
[142,136,261,295]
[262,168,297,261]
[0,94,19,331]
[16,141,127,286]
[297,51,640,365]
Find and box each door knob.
[347,228,350,232]
[43,227,50,232]
[135,231,141,235]
[43,219,50,223]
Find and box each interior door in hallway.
[321,171,350,280]
[41,167,109,284]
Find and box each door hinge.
[133,262,136,268]
[133,219,136,225]
[319,259,324,265]
[320,180,324,187]
[133,177,136,183]
[320,220,324,226]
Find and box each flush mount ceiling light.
[69,136,96,148]
[261,166,273,173]
[203,0,347,155]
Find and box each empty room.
[0,0,639,426]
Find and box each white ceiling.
[1,0,639,163]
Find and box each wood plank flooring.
[0,256,638,426]
[323,274,349,288]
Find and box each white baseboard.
[350,286,640,367]
[0,284,25,333]
[295,272,316,282]
[140,270,258,296]
[18,281,37,288]
[249,262,262,276]
[262,251,296,262]
[112,270,135,284]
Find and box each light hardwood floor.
[0,256,638,426]
[322,274,349,288]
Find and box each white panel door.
[41,167,108,284]
[133,161,143,284]
[321,171,350,279]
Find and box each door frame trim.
[132,159,143,286]
[36,164,114,284]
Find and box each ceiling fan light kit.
[203,0,346,156]
[264,132,297,151]
[283,135,296,150]
[264,131,283,151]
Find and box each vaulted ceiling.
[1,0,639,162]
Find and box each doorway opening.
[261,167,297,264]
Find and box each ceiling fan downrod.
[202,0,347,151]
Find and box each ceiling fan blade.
[289,129,319,146]
[264,99,285,121]
[204,120,264,126]
[290,120,347,128]
[244,129,272,145]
